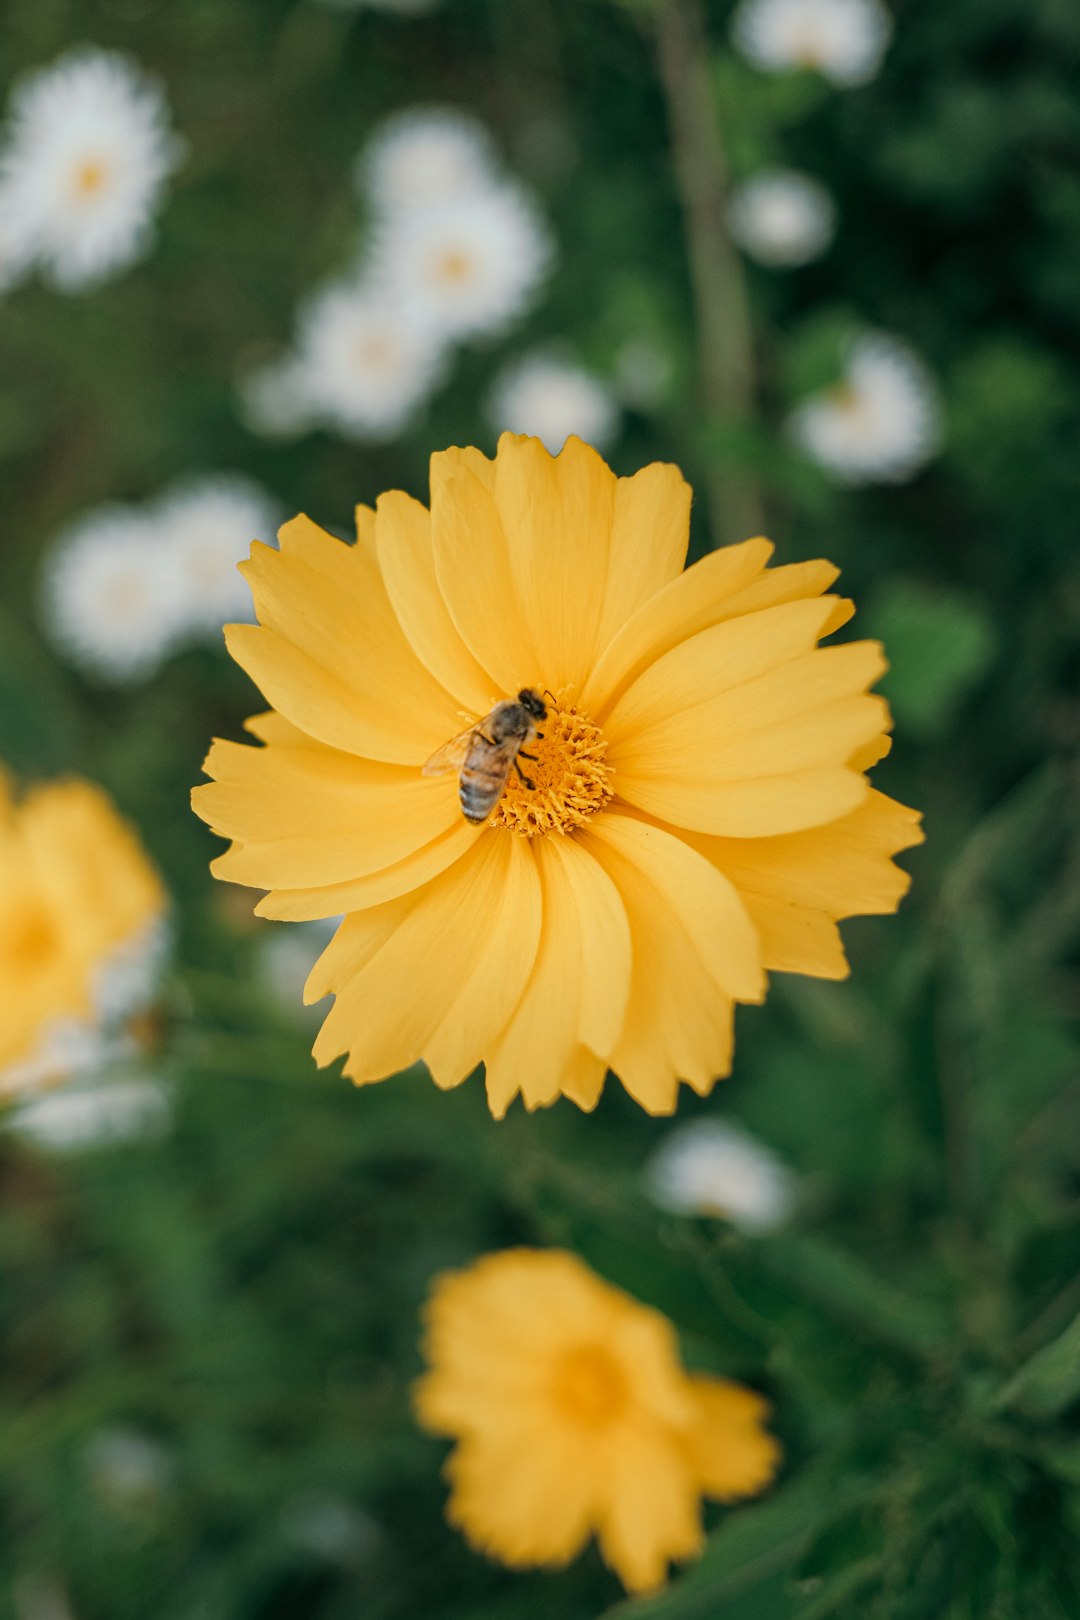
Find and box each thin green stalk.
[654,0,766,547]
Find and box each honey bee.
[423,688,548,824]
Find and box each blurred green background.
[2,1,1080,1617]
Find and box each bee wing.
[422,726,476,777]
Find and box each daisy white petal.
[646,1120,796,1231]
[295,279,447,439]
[370,181,553,344]
[41,505,186,683]
[789,331,943,485]
[728,170,836,268]
[155,475,281,637]
[488,353,620,453]
[732,0,893,87]
[361,107,498,216]
[238,356,318,439]
[0,46,183,291]
[6,1077,172,1152]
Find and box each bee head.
[517,688,547,721]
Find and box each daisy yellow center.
[73,157,110,196]
[491,699,613,838]
[353,335,399,375]
[551,1343,627,1428]
[435,248,475,285]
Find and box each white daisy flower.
[732,0,893,86]
[789,331,943,485]
[645,1120,796,1233]
[6,1077,172,1152]
[155,475,281,637]
[488,353,620,453]
[0,46,184,291]
[238,355,317,440]
[40,505,186,683]
[371,181,553,345]
[85,1428,173,1510]
[294,279,446,439]
[360,108,497,217]
[728,169,837,267]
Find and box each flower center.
[73,157,110,197]
[492,696,613,838]
[434,248,475,285]
[551,1343,627,1428]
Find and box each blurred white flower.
[256,918,341,1017]
[238,356,317,439]
[361,108,497,216]
[294,280,446,438]
[645,1120,796,1232]
[91,914,171,1028]
[488,354,619,454]
[85,1427,173,1510]
[6,1077,173,1152]
[0,46,184,291]
[280,1493,381,1566]
[41,506,186,683]
[789,331,943,485]
[156,476,281,637]
[731,0,892,86]
[372,182,553,344]
[728,170,836,267]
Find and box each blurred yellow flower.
[413,1248,779,1593]
[194,433,921,1115]
[0,772,165,1080]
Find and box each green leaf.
[997,1308,1080,1419]
[761,1235,948,1360]
[867,578,998,740]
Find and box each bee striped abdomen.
[459,758,509,823]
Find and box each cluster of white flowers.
[645,1120,797,1233]
[241,107,554,442]
[789,331,943,484]
[7,1076,173,1153]
[732,0,893,86]
[0,46,183,294]
[728,170,836,267]
[41,476,280,684]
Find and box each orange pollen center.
[5,909,59,972]
[74,158,109,196]
[435,248,474,284]
[492,698,613,838]
[551,1343,627,1428]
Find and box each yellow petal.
[430,444,496,496]
[432,467,540,695]
[716,557,842,622]
[254,821,478,921]
[583,815,759,1112]
[443,1427,595,1571]
[236,523,462,763]
[740,891,850,979]
[374,490,495,714]
[596,1425,703,1594]
[493,434,615,695]
[559,1048,609,1113]
[582,537,774,717]
[483,836,631,1118]
[592,462,693,657]
[195,732,461,889]
[682,1377,781,1502]
[308,832,541,1093]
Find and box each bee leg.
[513,760,536,791]
[518,750,538,762]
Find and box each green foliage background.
[2,1,1079,1616]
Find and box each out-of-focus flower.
[645,1119,796,1231]
[0,772,167,1092]
[732,0,892,86]
[728,170,836,268]
[361,108,497,216]
[488,354,620,454]
[156,476,281,638]
[294,280,446,439]
[85,1427,173,1510]
[6,1077,172,1151]
[0,46,183,291]
[370,183,553,344]
[41,506,185,683]
[280,1494,381,1566]
[414,1248,780,1593]
[256,917,341,1016]
[789,332,943,485]
[238,356,316,440]
[193,435,922,1118]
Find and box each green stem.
[654,0,766,547]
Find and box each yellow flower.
[413,1247,780,1594]
[0,771,165,1080]
[193,434,922,1116]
